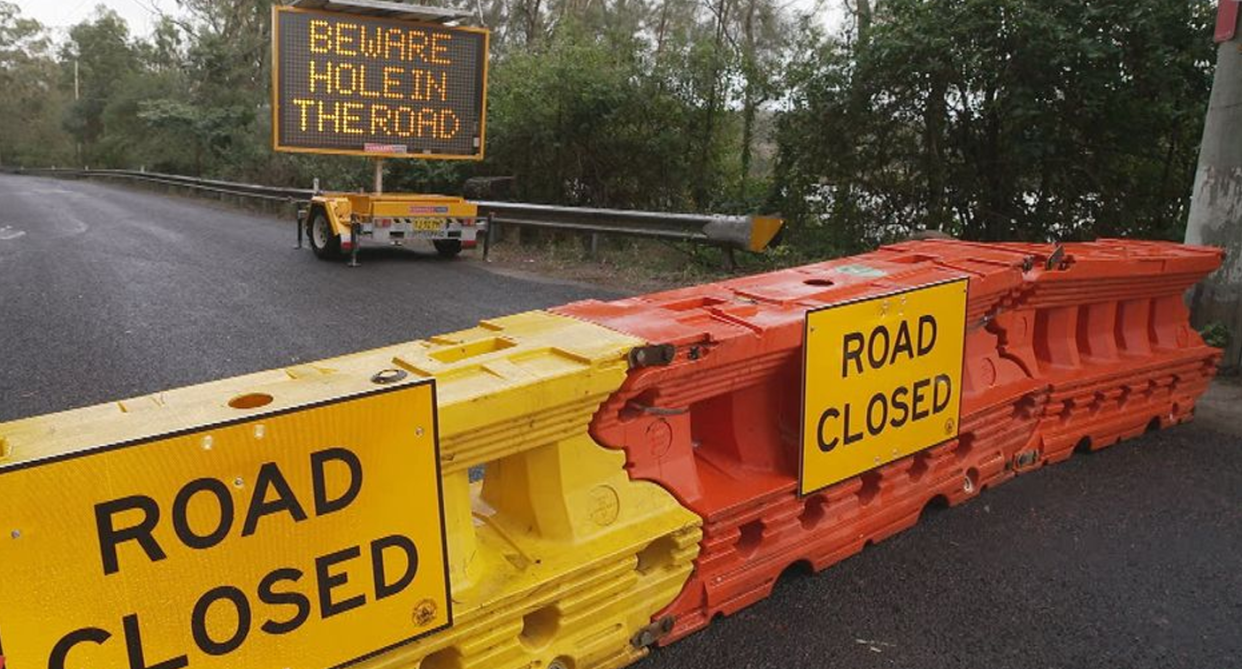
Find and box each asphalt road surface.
[0,174,616,421]
[2,174,1240,669]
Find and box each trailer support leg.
[349,223,361,268]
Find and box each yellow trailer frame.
[302,191,486,266]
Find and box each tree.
[0,2,71,166]
[61,6,142,165]
[0,0,1216,248]
[775,0,1217,252]
[484,25,701,208]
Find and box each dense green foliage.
[0,0,1217,251]
[776,0,1217,253]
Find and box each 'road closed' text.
[0,383,451,669]
[801,279,968,495]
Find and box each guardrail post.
[582,232,600,260]
[483,213,494,261]
[295,204,305,249]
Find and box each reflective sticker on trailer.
[800,278,968,496]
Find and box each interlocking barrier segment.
[982,240,1224,460]
[0,312,701,669]
[0,241,1222,669]
[552,238,1223,645]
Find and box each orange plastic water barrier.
[552,238,1222,645]
[985,240,1222,460]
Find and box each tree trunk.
[524,0,542,45]
[655,0,671,56]
[923,73,947,230]
[739,0,757,200]
[979,84,1005,241]
[694,0,729,208]
[1186,7,1242,369]
[855,0,872,45]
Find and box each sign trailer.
[273,1,492,265]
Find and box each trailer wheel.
[308,209,342,260]
[434,239,463,258]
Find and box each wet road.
[0,174,615,421]
[2,174,1239,669]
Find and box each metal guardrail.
[7,167,782,256]
[12,168,314,202]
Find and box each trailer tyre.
[308,209,342,260]
[434,239,463,258]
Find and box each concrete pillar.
[1186,1,1242,368]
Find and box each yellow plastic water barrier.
[0,311,701,669]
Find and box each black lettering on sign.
[43,535,428,667]
[891,320,914,362]
[172,478,235,550]
[191,586,252,657]
[837,312,941,379]
[933,374,952,413]
[891,385,910,427]
[124,614,188,669]
[866,392,887,437]
[843,403,864,446]
[817,407,840,453]
[867,325,890,370]
[48,627,111,669]
[842,332,864,378]
[917,315,937,356]
[316,546,367,619]
[312,448,364,516]
[813,376,955,449]
[95,496,167,576]
[242,462,309,537]
[258,568,311,636]
[803,281,966,497]
[911,378,931,421]
[93,447,366,578]
[371,534,419,600]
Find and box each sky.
[16,0,844,38]
[14,0,183,36]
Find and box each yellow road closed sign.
[0,382,450,669]
[800,278,968,496]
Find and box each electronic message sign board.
[272,6,489,159]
